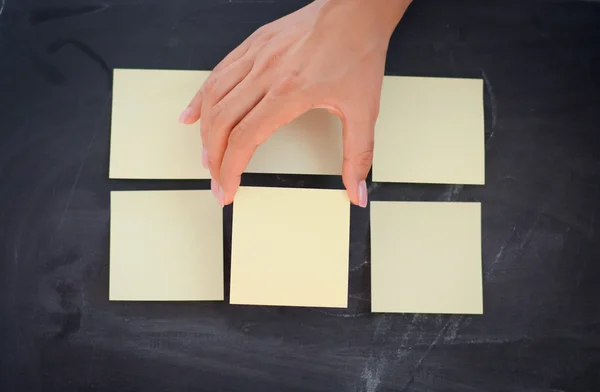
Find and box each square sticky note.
[110,190,223,301]
[110,69,210,179]
[230,187,350,308]
[373,76,485,185]
[370,201,483,314]
[110,69,343,179]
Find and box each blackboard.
[1,0,599,391]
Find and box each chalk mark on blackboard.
[368,182,381,192]
[359,316,393,391]
[481,69,497,132]
[0,0,5,18]
[397,314,427,359]
[349,294,369,303]
[440,184,463,202]
[485,216,539,282]
[444,315,464,343]
[350,260,368,272]
[484,225,517,281]
[397,218,531,389]
[308,309,369,318]
[361,355,386,392]
[399,315,456,392]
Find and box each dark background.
[1,0,599,391]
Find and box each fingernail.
[210,178,219,199]
[358,180,368,208]
[202,147,208,169]
[178,107,192,123]
[218,186,225,208]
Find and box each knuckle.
[252,25,268,37]
[228,121,249,147]
[238,58,254,72]
[229,120,260,150]
[203,75,219,96]
[251,25,275,42]
[345,149,374,170]
[210,102,225,121]
[262,52,282,70]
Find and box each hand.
[180,0,411,206]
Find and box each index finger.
[219,93,311,205]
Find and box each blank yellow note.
[110,190,223,301]
[110,70,209,179]
[373,76,485,185]
[370,201,483,314]
[110,69,343,179]
[230,187,350,308]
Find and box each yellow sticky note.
[109,69,343,179]
[110,190,223,301]
[373,76,485,185]
[370,201,483,314]
[110,69,210,179]
[230,187,350,308]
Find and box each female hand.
[179,0,411,206]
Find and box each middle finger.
[200,59,254,169]
[206,73,266,182]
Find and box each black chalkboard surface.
[1,0,599,391]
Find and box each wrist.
[355,0,412,36]
[316,0,411,41]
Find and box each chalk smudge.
[397,314,426,359]
[441,184,464,201]
[399,316,458,392]
[309,308,369,318]
[350,260,369,272]
[360,356,387,392]
[481,69,497,130]
[482,69,498,148]
[360,317,392,392]
[444,315,465,342]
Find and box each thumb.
[340,110,375,208]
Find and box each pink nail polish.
[358,180,368,208]
[178,107,191,124]
[202,147,208,169]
